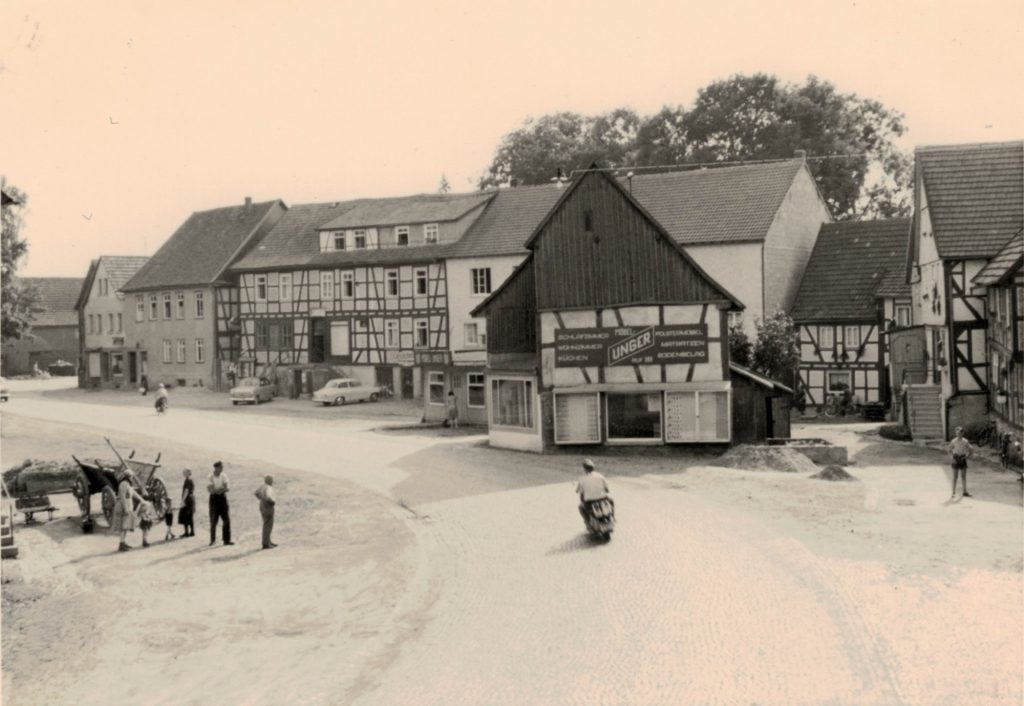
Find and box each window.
[341,272,354,299]
[280,274,291,302]
[162,293,172,320]
[321,272,334,303]
[554,392,601,443]
[333,231,346,251]
[467,373,486,408]
[492,379,534,429]
[895,304,911,328]
[471,268,492,295]
[414,319,429,348]
[843,326,861,349]
[96,315,103,334]
[386,269,399,297]
[255,320,294,349]
[584,210,593,232]
[727,311,743,330]
[607,392,663,441]
[396,226,409,246]
[194,291,205,318]
[353,230,367,249]
[117,314,122,333]
[87,315,94,334]
[330,321,350,356]
[108,313,115,333]
[149,294,158,320]
[176,339,186,363]
[162,339,172,363]
[424,223,439,244]
[817,326,834,349]
[255,322,269,349]
[135,295,145,322]
[385,320,399,349]
[175,292,185,319]
[354,317,368,332]
[664,390,731,442]
[255,275,268,302]
[464,322,480,347]
[110,353,124,376]
[428,372,445,404]
[195,338,205,363]
[827,371,852,392]
[415,268,428,295]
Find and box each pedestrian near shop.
[254,475,277,549]
[112,470,145,552]
[948,427,973,499]
[179,468,196,537]
[446,390,459,429]
[208,461,233,546]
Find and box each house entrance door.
[128,352,138,383]
[310,318,326,363]
[401,368,414,399]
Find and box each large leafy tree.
[479,74,911,219]
[751,311,800,385]
[2,180,37,341]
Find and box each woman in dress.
[178,468,196,537]
[111,470,144,552]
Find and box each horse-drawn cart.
[71,438,169,530]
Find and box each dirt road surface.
[1,385,1021,706]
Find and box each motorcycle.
[155,396,168,415]
[581,497,615,541]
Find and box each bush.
[962,420,997,447]
[879,424,912,441]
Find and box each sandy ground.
[1,387,1022,706]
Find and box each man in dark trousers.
[254,475,277,549]
[207,461,234,546]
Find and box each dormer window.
[354,230,367,249]
[396,226,410,247]
[333,232,346,251]
[424,223,439,245]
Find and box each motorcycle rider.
[155,383,169,414]
[576,458,611,523]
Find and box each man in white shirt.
[576,458,611,522]
[255,475,277,549]
[207,461,233,546]
[948,426,973,499]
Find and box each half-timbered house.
[906,141,1023,438]
[973,231,1024,436]
[121,198,286,389]
[472,168,744,453]
[228,192,494,400]
[790,219,911,409]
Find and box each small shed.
[730,363,793,444]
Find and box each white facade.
[445,255,526,365]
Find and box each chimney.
[794,149,807,162]
[244,196,252,210]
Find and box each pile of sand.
[810,465,857,481]
[713,445,819,473]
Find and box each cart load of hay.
[2,459,81,496]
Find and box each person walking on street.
[446,390,459,429]
[948,426,973,499]
[179,468,196,537]
[254,475,277,549]
[208,461,233,546]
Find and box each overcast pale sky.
[2,0,1022,277]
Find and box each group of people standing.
[110,460,277,552]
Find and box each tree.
[1,180,37,342]
[751,311,800,385]
[477,74,912,218]
[728,324,753,367]
[437,173,451,194]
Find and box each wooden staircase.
[907,384,945,440]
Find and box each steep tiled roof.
[790,218,911,322]
[873,266,912,299]
[122,201,281,292]
[20,277,84,327]
[318,192,493,230]
[918,141,1023,259]
[103,255,150,291]
[448,185,562,258]
[973,231,1023,286]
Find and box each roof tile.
[19,277,84,327]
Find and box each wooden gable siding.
[485,259,536,355]
[531,173,728,311]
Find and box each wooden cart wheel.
[72,472,91,516]
[148,478,169,517]
[101,486,117,526]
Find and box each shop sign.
[554,324,708,367]
[394,351,415,367]
[414,350,451,366]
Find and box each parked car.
[0,377,8,402]
[230,377,274,405]
[312,378,382,406]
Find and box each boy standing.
[948,427,973,499]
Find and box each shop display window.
[606,392,662,441]
[554,392,600,444]
[491,378,533,429]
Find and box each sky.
[2,0,1022,277]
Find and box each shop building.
[472,167,746,453]
[75,255,149,388]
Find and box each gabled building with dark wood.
[790,219,911,409]
[472,168,745,453]
[906,141,1023,438]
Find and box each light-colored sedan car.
[313,378,382,406]
[230,377,274,405]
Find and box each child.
[164,502,176,541]
[137,500,157,548]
